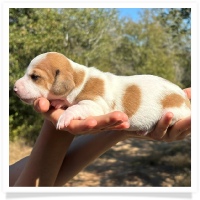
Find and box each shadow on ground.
[66,137,191,187]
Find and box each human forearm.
[13,120,74,186]
[54,130,126,186]
[10,107,129,187]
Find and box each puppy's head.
[14,52,75,104]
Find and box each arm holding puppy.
[35,88,191,186]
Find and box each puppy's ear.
[51,70,75,96]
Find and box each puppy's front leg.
[56,100,105,130]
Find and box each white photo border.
[1,0,199,195]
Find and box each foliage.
[153,8,191,87]
[119,10,177,82]
[9,8,191,143]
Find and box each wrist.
[105,130,128,142]
[118,130,155,141]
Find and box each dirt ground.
[9,137,191,187]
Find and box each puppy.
[14,52,191,134]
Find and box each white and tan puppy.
[14,52,191,134]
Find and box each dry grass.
[9,140,32,165]
[9,137,191,187]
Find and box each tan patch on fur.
[31,53,75,95]
[75,77,104,102]
[123,85,141,117]
[73,70,85,87]
[46,53,73,73]
[161,93,185,108]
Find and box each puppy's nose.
[13,85,18,93]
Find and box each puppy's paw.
[56,111,73,130]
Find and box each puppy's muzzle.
[13,83,33,104]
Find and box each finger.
[67,112,129,134]
[150,112,174,140]
[66,118,98,134]
[33,98,50,113]
[176,128,191,141]
[168,116,191,140]
[183,88,191,99]
[106,122,130,130]
[33,98,41,112]
[91,111,129,130]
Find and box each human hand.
[148,112,190,142]
[33,98,130,135]
[123,113,191,142]
[123,88,191,142]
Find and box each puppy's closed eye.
[30,74,40,81]
[55,69,60,77]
